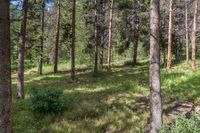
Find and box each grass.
[12,59,200,133]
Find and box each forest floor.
[12,60,200,133]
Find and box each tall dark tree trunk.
[100,41,104,68]
[71,0,76,80]
[17,0,29,99]
[191,0,198,72]
[54,0,61,73]
[0,1,12,132]
[149,0,162,132]
[94,0,98,73]
[133,30,139,65]
[107,0,114,70]
[167,0,173,71]
[38,1,45,75]
[185,0,189,64]
[94,44,98,73]
[160,12,166,66]
[175,38,181,62]
[161,32,166,66]
[99,0,106,68]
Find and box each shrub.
[123,60,133,66]
[161,114,200,133]
[29,88,69,114]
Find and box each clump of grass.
[120,81,141,93]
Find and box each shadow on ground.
[13,64,150,133]
[12,61,200,133]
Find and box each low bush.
[29,88,71,114]
[123,60,134,66]
[161,114,200,133]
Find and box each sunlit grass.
[12,59,200,132]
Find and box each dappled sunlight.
[11,60,200,132]
[12,62,152,132]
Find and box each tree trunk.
[100,42,104,68]
[94,44,98,73]
[167,0,173,71]
[99,0,106,69]
[94,0,98,73]
[38,1,45,75]
[185,0,189,64]
[107,0,114,70]
[0,1,12,132]
[175,38,180,62]
[54,0,61,73]
[17,0,29,99]
[149,0,162,132]
[191,0,198,72]
[133,30,139,65]
[71,0,76,80]
[161,32,166,66]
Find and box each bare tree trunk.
[175,38,180,62]
[94,0,98,73]
[133,31,139,65]
[150,0,162,132]
[94,44,98,73]
[185,0,189,64]
[99,0,106,69]
[38,1,45,75]
[161,32,166,66]
[71,0,76,80]
[167,0,173,71]
[0,1,12,132]
[17,0,28,99]
[191,0,198,72]
[100,42,104,68]
[107,0,114,70]
[54,0,61,73]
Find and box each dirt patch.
[165,100,200,119]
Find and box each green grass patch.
[12,60,200,132]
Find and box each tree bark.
[150,0,162,132]
[17,0,29,99]
[191,0,198,72]
[185,0,189,64]
[167,0,173,71]
[71,0,76,80]
[54,0,61,73]
[0,1,12,132]
[107,0,114,70]
[38,1,45,75]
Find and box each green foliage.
[118,0,133,10]
[161,114,200,133]
[29,87,71,114]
